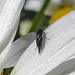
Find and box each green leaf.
[2,67,14,75]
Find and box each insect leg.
[43,32,50,40]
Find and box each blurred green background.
[14,0,73,41]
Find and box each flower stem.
[29,0,50,32]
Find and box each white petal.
[67,71,75,75]
[0,0,25,52]
[46,58,75,75]
[0,15,20,54]
[0,33,36,72]
[10,10,75,75]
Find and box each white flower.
[0,0,27,72]
[10,10,75,75]
[0,0,36,74]
[0,0,75,75]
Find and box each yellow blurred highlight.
[0,73,2,75]
[49,7,72,25]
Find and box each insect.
[36,29,45,53]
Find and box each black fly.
[36,29,45,53]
